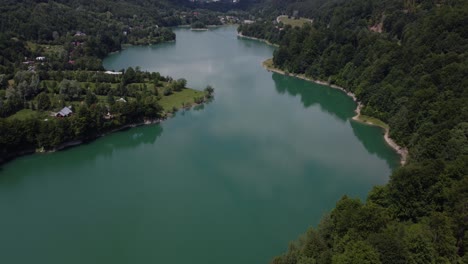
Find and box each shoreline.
[0,118,163,165]
[262,59,408,165]
[237,33,280,47]
[0,99,208,165]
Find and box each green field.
[277,16,313,27]
[159,88,206,112]
[7,109,47,121]
[27,42,65,57]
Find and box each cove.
[0,26,400,264]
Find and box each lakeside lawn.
[159,88,206,112]
[277,16,313,27]
[27,42,65,57]
[7,109,47,121]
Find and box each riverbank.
[0,119,162,165]
[237,33,279,47]
[0,93,210,166]
[262,58,408,165]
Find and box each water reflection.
[271,72,399,169]
[0,124,164,184]
[100,124,163,154]
[271,73,354,121]
[350,121,400,169]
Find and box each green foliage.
[84,90,98,106]
[204,85,214,98]
[332,241,382,264]
[164,87,173,96]
[172,78,187,92]
[59,79,82,101]
[403,223,436,264]
[106,92,115,106]
[123,67,137,85]
[191,21,207,29]
[36,92,51,110]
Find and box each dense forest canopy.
[240,0,468,263]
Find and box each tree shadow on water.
[350,120,400,169]
[0,124,164,184]
[271,73,355,122]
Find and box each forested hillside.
[240,0,468,263]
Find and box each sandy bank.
[262,59,408,165]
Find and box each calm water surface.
[0,26,399,264]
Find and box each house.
[104,71,123,75]
[104,112,114,120]
[74,31,86,37]
[55,106,73,117]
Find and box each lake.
[0,26,400,264]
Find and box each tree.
[0,74,7,89]
[142,97,163,119]
[403,223,436,264]
[191,21,206,29]
[59,79,81,101]
[164,86,173,96]
[204,85,214,98]
[36,92,51,110]
[123,67,136,84]
[106,92,115,106]
[332,241,382,264]
[367,231,407,264]
[85,90,98,106]
[175,78,187,91]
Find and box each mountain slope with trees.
[240,0,468,263]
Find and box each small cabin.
[74,31,86,37]
[55,106,73,117]
[104,71,122,75]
